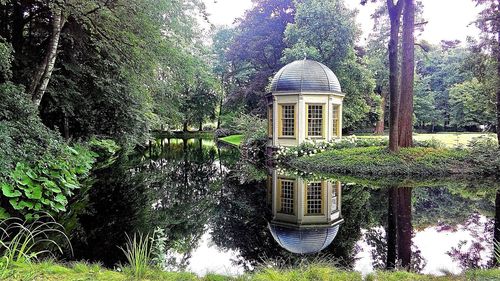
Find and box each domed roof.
[268,223,340,254]
[270,60,342,93]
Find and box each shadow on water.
[63,137,500,274]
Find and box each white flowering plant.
[274,136,388,163]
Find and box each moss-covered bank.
[2,262,500,281]
[288,146,499,177]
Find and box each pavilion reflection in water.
[267,169,344,254]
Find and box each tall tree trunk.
[183,121,188,132]
[387,0,404,152]
[11,2,24,55]
[397,187,412,269]
[29,7,65,106]
[386,187,398,269]
[398,0,415,148]
[493,188,500,266]
[496,24,500,147]
[375,92,388,134]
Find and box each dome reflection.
[267,169,344,254]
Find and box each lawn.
[219,134,243,146]
[4,261,500,281]
[358,132,496,147]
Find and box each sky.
[203,0,482,45]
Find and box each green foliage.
[449,78,496,129]
[283,0,374,128]
[119,232,152,279]
[466,136,500,175]
[234,114,268,146]
[2,260,500,280]
[0,214,71,275]
[223,0,295,114]
[1,145,96,218]
[0,39,12,81]
[276,136,388,160]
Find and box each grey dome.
[268,223,340,254]
[270,60,341,93]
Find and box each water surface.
[64,137,500,276]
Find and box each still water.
[63,137,500,276]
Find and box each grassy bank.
[219,135,243,146]
[288,146,498,177]
[358,133,497,148]
[3,261,500,281]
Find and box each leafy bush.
[0,78,120,219]
[234,114,267,146]
[466,136,500,175]
[1,145,96,219]
[276,136,387,162]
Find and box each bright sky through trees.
[204,0,481,44]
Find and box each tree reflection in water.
[62,138,500,274]
[66,138,221,268]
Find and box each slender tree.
[398,0,415,147]
[29,6,65,106]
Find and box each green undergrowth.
[2,262,500,281]
[289,146,498,177]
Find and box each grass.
[358,132,497,148]
[290,146,474,177]
[2,262,500,281]
[219,135,243,146]
[119,233,151,279]
[0,214,71,275]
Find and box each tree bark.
[496,23,500,147]
[183,121,188,132]
[375,91,388,134]
[11,2,24,55]
[493,188,500,266]
[386,187,398,269]
[397,187,412,269]
[387,0,404,152]
[398,0,415,148]
[29,7,65,106]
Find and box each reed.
[119,232,152,279]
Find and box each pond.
[62,137,500,276]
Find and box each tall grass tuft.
[494,239,500,265]
[119,232,152,279]
[0,213,72,275]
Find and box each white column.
[272,96,279,146]
[297,177,304,223]
[298,94,305,145]
[327,96,333,141]
[272,170,278,219]
[339,103,343,138]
